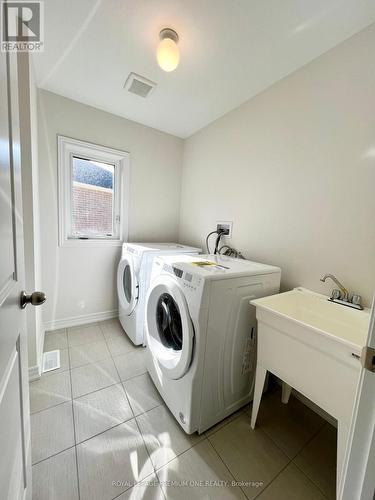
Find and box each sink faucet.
[320,274,349,301]
[320,274,362,310]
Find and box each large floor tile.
[205,407,247,438]
[252,390,325,458]
[100,318,124,339]
[157,439,246,499]
[208,413,289,499]
[137,405,203,470]
[123,373,163,416]
[113,348,148,381]
[77,419,154,500]
[73,383,133,443]
[115,474,164,500]
[31,402,75,464]
[294,423,337,499]
[44,329,68,351]
[29,370,71,413]
[42,348,70,377]
[31,320,338,500]
[67,324,104,346]
[106,333,137,357]
[71,358,120,398]
[32,447,79,500]
[256,463,326,500]
[69,340,111,368]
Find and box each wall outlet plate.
[216,221,233,238]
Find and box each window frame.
[57,135,129,247]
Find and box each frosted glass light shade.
[157,37,180,72]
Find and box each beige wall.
[37,23,375,332]
[179,25,375,306]
[38,90,184,326]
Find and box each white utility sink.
[249,287,371,493]
[252,287,369,351]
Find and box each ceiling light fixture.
[157,28,180,72]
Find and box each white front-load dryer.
[117,243,200,345]
[145,254,281,434]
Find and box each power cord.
[205,231,218,253]
[213,232,224,254]
[205,228,244,258]
[206,229,226,254]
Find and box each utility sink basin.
[251,287,370,351]
[250,287,371,490]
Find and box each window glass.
[71,156,114,237]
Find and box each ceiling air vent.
[124,73,156,98]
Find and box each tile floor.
[31,319,337,500]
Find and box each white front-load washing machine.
[145,254,281,434]
[117,243,201,345]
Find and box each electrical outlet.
[216,221,233,238]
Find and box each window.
[58,136,129,246]
[71,157,114,237]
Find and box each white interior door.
[0,50,31,500]
[339,296,375,500]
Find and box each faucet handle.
[331,289,341,300]
[351,294,362,307]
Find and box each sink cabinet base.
[250,314,361,494]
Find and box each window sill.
[59,238,123,248]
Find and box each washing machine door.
[117,255,139,315]
[146,275,194,380]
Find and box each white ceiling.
[33,0,375,138]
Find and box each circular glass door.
[123,264,132,303]
[146,275,194,380]
[117,256,139,315]
[156,293,183,351]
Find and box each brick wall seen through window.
[71,157,114,236]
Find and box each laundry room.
[1,2,374,500]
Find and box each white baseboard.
[44,309,118,332]
[28,365,41,382]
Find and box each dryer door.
[117,255,139,315]
[146,275,194,380]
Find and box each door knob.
[20,291,46,309]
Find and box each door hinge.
[361,346,375,372]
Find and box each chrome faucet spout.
[320,274,349,301]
